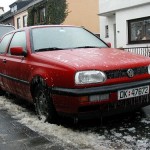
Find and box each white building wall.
[100,1,150,48]
[116,4,150,48]
[100,16,116,48]
[100,0,150,15]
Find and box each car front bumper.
[51,79,150,119]
[51,79,150,96]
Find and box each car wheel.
[34,85,58,123]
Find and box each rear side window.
[9,31,26,54]
[0,33,13,54]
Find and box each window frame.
[23,15,27,27]
[17,17,21,29]
[128,16,150,44]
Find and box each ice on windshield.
[31,27,107,51]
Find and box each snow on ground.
[0,96,150,150]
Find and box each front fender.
[30,68,54,87]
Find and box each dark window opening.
[105,25,109,38]
[40,8,45,23]
[34,12,38,25]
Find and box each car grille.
[105,66,148,79]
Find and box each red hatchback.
[0,25,150,123]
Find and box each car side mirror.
[106,42,111,48]
[10,47,27,57]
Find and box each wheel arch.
[30,71,54,101]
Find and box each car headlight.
[75,70,107,84]
[148,65,150,74]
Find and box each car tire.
[34,84,58,123]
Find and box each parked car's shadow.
[61,110,146,130]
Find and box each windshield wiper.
[71,46,101,49]
[35,47,64,52]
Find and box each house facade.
[0,10,14,25]
[99,0,150,48]
[26,0,99,34]
[63,0,100,34]
[0,0,33,27]
[1,0,100,35]
[14,10,28,29]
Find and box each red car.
[0,25,150,123]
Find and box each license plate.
[118,85,149,100]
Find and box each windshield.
[31,27,107,52]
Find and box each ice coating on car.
[36,48,149,71]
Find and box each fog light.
[79,96,89,103]
[89,94,109,102]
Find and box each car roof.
[1,25,82,36]
[13,25,80,32]
[30,25,77,29]
[0,24,15,28]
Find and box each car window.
[8,31,26,54]
[0,33,13,54]
[31,27,107,51]
[0,25,15,39]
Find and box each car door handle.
[2,59,6,63]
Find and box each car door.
[0,33,13,91]
[3,31,31,99]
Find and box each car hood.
[36,48,150,71]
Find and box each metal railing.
[123,47,150,57]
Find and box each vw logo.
[127,69,134,78]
